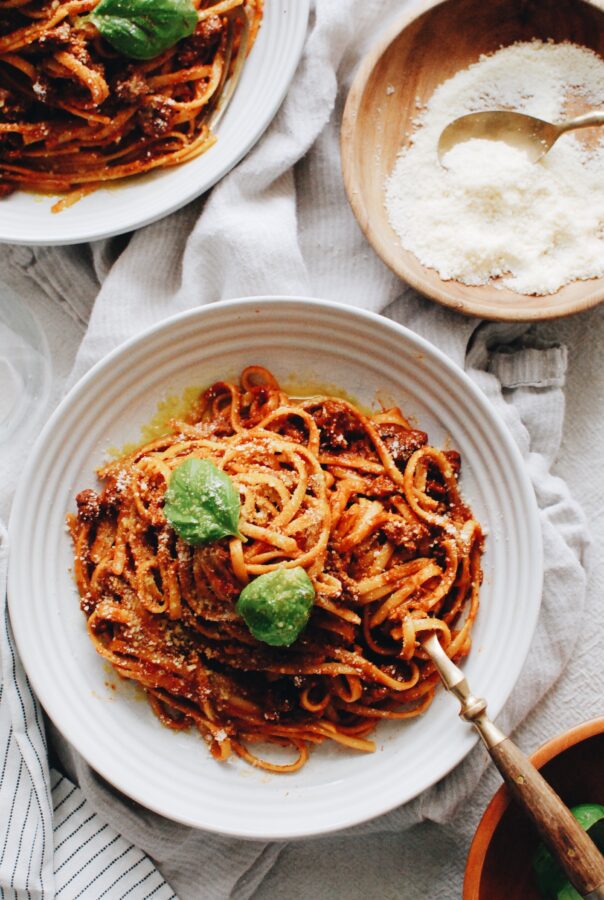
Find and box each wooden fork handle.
[489,736,604,898]
[421,636,604,898]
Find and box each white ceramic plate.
[8,298,543,839]
[0,1,309,246]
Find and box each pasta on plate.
[69,366,484,773]
[0,0,263,208]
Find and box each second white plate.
[0,0,309,246]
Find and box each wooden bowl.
[464,717,604,899]
[341,0,604,321]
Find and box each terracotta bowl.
[464,717,604,899]
[341,0,604,321]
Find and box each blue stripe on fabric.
[25,682,47,754]
[120,869,157,897]
[53,785,76,814]
[50,772,64,792]
[143,880,173,899]
[54,800,86,832]
[56,834,120,895]
[55,825,109,873]
[0,722,11,788]
[0,757,23,866]
[73,844,134,897]
[10,786,32,886]
[96,855,147,899]
[55,813,96,850]
[0,734,16,834]
[3,616,48,898]
[24,820,38,900]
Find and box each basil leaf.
[533,803,604,899]
[89,0,198,61]
[236,568,315,647]
[164,459,241,544]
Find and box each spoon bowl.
[438,109,604,166]
[437,111,557,164]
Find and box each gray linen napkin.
[0,0,590,897]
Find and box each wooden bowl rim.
[463,716,604,899]
[340,0,604,323]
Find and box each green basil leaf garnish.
[164,458,241,544]
[236,568,316,647]
[89,0,198,61]
[533,803,604,899]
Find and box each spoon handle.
[422,635,604,898]
[559,111,604,134]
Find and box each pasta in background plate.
[0,0,263,209]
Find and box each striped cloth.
[0,525,176,900]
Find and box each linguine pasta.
[0,0,263,208]
[68,366,484,773]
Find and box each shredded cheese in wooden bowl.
[385,41,604,297]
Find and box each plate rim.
[7,295,544,838]
[0,0,310,246]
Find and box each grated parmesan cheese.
[384,41,604,296]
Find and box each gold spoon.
[437,110,604,165]
[422,634,604,899]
